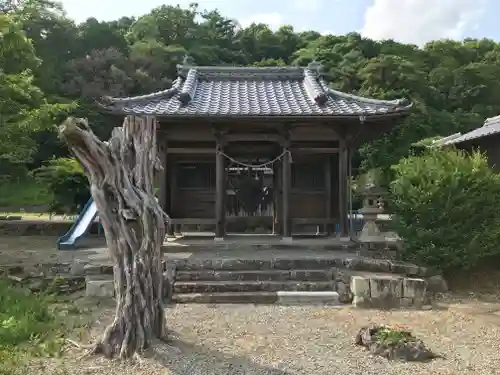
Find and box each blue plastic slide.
[57,198,98,250]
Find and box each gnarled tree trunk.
[59,115,167,358]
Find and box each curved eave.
[325,88,412,112]
[96,107,412,121]
[96,78,182,107]
[95,85,413,120]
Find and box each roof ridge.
[303,68,328,105]
[178,68,198,105]
[177,64,305,73]
[484,114,500,126]
[176,64,305,80]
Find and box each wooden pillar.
[158,138,168,213]
[274,162,283,236]
[338,139,349,237]
[215,138,226,239]
[281,141,292,239]
[324,154,332,235]
[167,160,176,237]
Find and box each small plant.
[0,280,66,373]
[373,325,412,346]
[356,324,438,361]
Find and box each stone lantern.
[358,182,386,240]
[355,181,400,261]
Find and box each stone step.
[175,269,334,282]
[172,291,341,305]
[85,275,115,297]
[173,292,278,304]
[174,280,336,294]
[276,291,341,306]
[172,257,429,277]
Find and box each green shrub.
[32,157,89,214]
[0,177,51,208]
[389,148,500,272]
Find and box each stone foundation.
[1,247,444,308]
[350,275,428,309]
[30,256,443,308]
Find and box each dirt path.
[3,236,500,374]
[0,236,108,267]
[17,300,500,375]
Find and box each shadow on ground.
[149,333,294,375]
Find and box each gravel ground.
[28,303,500,375]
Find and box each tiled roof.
[99,62,411,118]
[436,115,500,146]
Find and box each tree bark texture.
[59,116,167,358]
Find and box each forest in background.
[2,0,500,210]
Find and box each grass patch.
[0,177,51,208]
[0,280,73,375]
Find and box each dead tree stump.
[59,116,167,358]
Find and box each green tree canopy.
[0,13,72,166]
[2,0,500,176]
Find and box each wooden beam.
[167,148,214,154]
[166,146,339,154]
[225,133,284,142]
[292,218,337,225]
[169,218,217,225]
[292,147,339,153]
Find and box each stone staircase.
[168,255,441,307]
[173,267,338,304]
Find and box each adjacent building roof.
[98,60,411,118]
[433,115,500,147]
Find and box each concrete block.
[69,260,86,276]
[336,281,353,303]
[352,296,370,308]
[85,277,115,297]
[350,276,371,297]
[403,278,427,299]
[276,291,340,306]
[369,276,403,298]
[399,297,414,308]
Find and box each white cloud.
[360,0,486,45]
[239,12,284,30]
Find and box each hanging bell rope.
[216,149,291,169]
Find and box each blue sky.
[60,0,498,45]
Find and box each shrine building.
[98,60,411,240]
